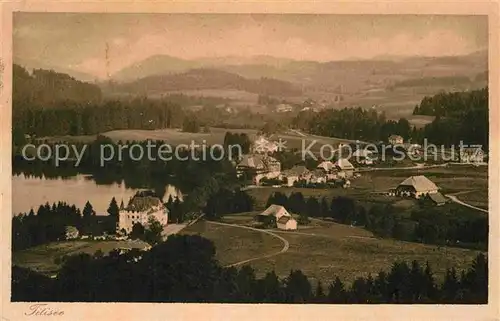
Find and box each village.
[106,132,487,237]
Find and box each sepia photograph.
[1,2,499,320]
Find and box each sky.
[13,13,488,79]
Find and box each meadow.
[181,217,482,285]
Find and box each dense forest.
[292,87,488,149]
[13,64,102,106]
[12,99,184,140]
[292,107,415,142]
[12,234,488,303]
[415,88,488,148]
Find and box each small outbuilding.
[428,192,448,206]
[65,226,79,240]
[277,216,298,230]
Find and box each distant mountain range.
[110,50,487,83]
[13,49,488,101]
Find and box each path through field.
[206,220,290,267]
[357,163,449,172]
[445,194,488,214]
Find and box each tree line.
[291,87,488,149]
[12,234,488,303]
[12,199,117,251]
[292,107,415,142]
[12,195,175,252]
[415,88,488,149]
[13,64,102,107]
[12,99,184,143]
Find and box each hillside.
[13,57,96,82]
[13,64,102,108]
[111,55,203,81]
[112,68,302,97]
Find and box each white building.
[65,226,79,240]
[237,154,281,185]
[460,147,486,164]
[117,191,169,234]
[388,135,404,145]
[334,158,355,177]
[257,204,297,230]
[277,216,298,230]
[281,165,311,186]
[276,103,293,113]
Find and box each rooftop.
[398,175,438,192]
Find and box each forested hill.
[413,88,488,148]
[112,68,302,97]
[412,87,488,118]
[13,64,102,108]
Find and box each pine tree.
[409,260,425,302]
[441,267,459,303]
[327,277,346,303]
[82,201,95,235]
[306,197,320,217]
[423,261,438,302]
[315,281,326,303]
[107,197,119,217]
[284,270,312,303]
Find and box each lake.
[12,174,182,216]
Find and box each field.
[180,218,283,265]
[99,127,354,154]
[364,164,488,196]
[12,240,150,276]
[245,163,488,214]
[181,217,482,285]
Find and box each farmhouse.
[395,175,439,199]
[117,190,169,234]
[334,159,355,178]
[237,154,281,185]
[388,134,404,145]
[257,204,297,230]
[459,147,486,164]
[281,165,312,186]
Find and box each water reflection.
[12,173,182,216]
